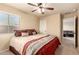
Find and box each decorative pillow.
[28,31,33,35]
[15,31,21,37]
[14,29,37,37]
[22,32,29,36]
[32,32,37,35]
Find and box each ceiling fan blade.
[38,3,42,6]
[27,3,37,6]
[45,7,54,10]
[32,9,37,12]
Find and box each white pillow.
[22,32,29,36]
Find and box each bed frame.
[9,46,20,55]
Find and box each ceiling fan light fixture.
[42,8,45,12]
[37,9,41,13]
[72,9,77,12]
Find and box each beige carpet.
[55,38,79,55]
[55,45,79,55]
[0,50,14,55]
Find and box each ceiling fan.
[27,3,54,14]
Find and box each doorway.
[62,16,78,48]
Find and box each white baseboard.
[0,49,9,53]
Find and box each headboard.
[14,29,37,37]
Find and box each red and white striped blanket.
[10,34,59,55]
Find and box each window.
[8,14,19,33]
[0,12,20,33]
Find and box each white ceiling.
[4,3,79,17]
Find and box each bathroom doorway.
[62,16,78,48]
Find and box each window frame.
[0,11,20,33]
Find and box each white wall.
[40,13,61,40]
[0,33,13,52]
[63,17,75,31]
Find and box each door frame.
[75,16,78,48]
[61,16,78,48]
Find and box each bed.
[9,29,61,55]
